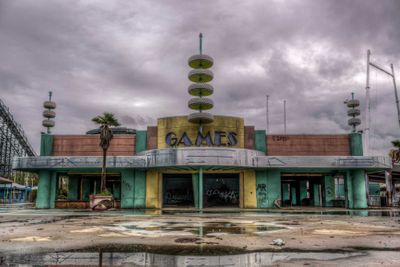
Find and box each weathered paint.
[324,176,335,207]
[146,170,160,208]
[282,183,289,204]
[49,172,57,208]
[254,130,266,153]
[256,170,268,208]
[256,170,281,208]
[313,184,321,206]
[157,116,245,149]
[352,169,367,208]
[134,170,146,208]
[345,171,354,208]
[192,173,199,208]
[243,170,256,208]
[121,169,135,208]
[82,178,90,201]
[135,130,147,153]
[40,134,53,156]
[36,171,51,208]
[369,183,380,196]
[350,133,363,156]
[67,176,79,201]
[291,186,297,205]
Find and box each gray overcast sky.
[1,0,399,155]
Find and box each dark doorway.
[281,175,323,207]
[203,173,240,208]
[163,174,194,207]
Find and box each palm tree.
[389,140,400,164]
[92,112,120,193]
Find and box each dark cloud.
[0,0,399,155]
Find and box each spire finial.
[199,32,203,55]
[49,91,52,101]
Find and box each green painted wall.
[82,178,91,201]
[49,172,57,208]
[135,130,147,153]
[68,176,79,201]
[324,176,335,207]
[36,171,51,208]
[256,169,281,208]
[192,173,199,208]
[352,169,367,208]
[255,130,266,153]
[345,171,354,208]
[134,170,146,208]
[282,183,290,204]
[40,134,53,156]
[313,184,321,206]
[291,186,297,205]
[120,169,146,208]
[349,133,363,156]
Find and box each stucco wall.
[52,135,135,156]
[266,134,350,156]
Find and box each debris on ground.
[271,239,285,246]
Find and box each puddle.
[0,250,369,266]
[100,220,286,238]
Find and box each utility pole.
[283,100,287,134]
[365,50,400,155]
[266,95,270,134]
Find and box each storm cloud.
[1,0,399,155]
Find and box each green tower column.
[135,131,147,153]
[324,176,335,207]
[68,176,79,201]
[133,170,146,208]
[199,168,203,209]
[36,171,51,208]
[349,133,363,156]
[255,130,266,154]
[352,169,367,208]
[345,171,354,208]
[192,173,199,208]
[121,169,135,208]
[40,134,54,156]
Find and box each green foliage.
[392,140,400,148]
[98,191,112,196]
[91,112,120,127]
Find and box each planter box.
[89,194,114,210]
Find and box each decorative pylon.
[42,91,56,134]
[345,92,361,132]
[187,33,214,128]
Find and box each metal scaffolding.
[0,98,36,178]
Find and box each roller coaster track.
[0,98,36,178]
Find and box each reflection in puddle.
[100,220,286,237]
[1,251,367,266]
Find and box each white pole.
[283,100,286,134]
[390,64,400,128]
[266,95,270,134]
[365,50,371,156]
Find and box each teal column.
[349,133,363,156]
[121,169,135,208]
[40,134,54,156]
[345,171,354,208]
[135,131,147,153]
[112,183,121,200]
[68,176,79,201]
[49,172,57,208]
[36,171,51,208]
[256,170,268,208]
[82,178,90,201]
[133,170,146,208]
[324,176,335,207]
[352,169,367,208]
[313,184,321,207]
[282,184,290,204]
[300,180,308,205]
[255,130,266,154]
[265,170,281,208]
[192,173,199,208]
[199,168,203,209]
[291,186,297,205]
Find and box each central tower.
[187,33,214,128]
